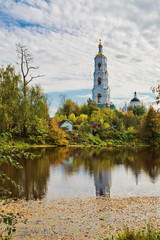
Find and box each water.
[1,147,160,200]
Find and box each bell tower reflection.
[94,168,111,198]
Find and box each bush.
[88,135,102,145]
[98,127,127,143]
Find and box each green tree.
[57,99,80,117]
[68,113,77,123]
[139,106,160,146]
[76,114,88,124]
[0,147,37,238]
[90,109,105,124]
[0,64,49,141]
[123,111,139,129]
[128,105,146,116]
[78,121,92,134]
[81,98,98,117]
[0,65,21,132]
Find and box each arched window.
[97,93,102,103]
[98,63,101,70]
[98,77,101,85]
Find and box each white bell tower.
[92,39,110,108]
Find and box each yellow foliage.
[47,120,68,145]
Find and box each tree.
[0,147,36,238]
[123,111,139,129]
[16,43,43,98]
[57,99,81,117]
[47,120,68,145]
[76,114,88,124]
[139,106,160,146]
[59,93,67,108]
[68,113,77,123]
[90,109,105,124]
[16,43,45,137]
[0,65,21,132]
[152,83,160,105]
[81,98,98,117]
[128,105,146,116]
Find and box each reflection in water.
[1,147,160,200]
[94,168,111,197]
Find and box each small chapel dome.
[130,92,140,103]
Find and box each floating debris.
[0,196,160,239]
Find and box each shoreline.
[1,143,150,149]
[1,196,160,239]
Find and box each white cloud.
[0,0,160,110]
[76,94,92,98]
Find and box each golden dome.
[96,52,104,57]
[98,38,103,48]
[96,39,104,57]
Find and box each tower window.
[98,78,101,85]
[97,93,102,103]
[98,63,101,70]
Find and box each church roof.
[130,92,140,102]
[131,97,140,102]
[96,52,104,57]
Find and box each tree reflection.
[1,147,160,200]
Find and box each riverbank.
[1,196,160,239]
[1,140,150,149]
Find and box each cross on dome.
[96,39,104,57]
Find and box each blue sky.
[0,0,160,116]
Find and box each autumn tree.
[139,106,160,146]
[152,82,160,105]
[47,120,68,145]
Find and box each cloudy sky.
[0,0,160,116]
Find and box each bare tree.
[16,43,43,98]
[59,93,67,107]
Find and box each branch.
[26,74,45,84]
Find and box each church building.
[92,39,111,108]
[122,92,146,113]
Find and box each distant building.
[91,121,101,128]
[122,92,146,113]
[130,92,142,107]
[122,102,128,113]
[59,120,73,131]
[92,39,110,108]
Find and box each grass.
[104,226,160,240]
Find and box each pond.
[1,147,160,200]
